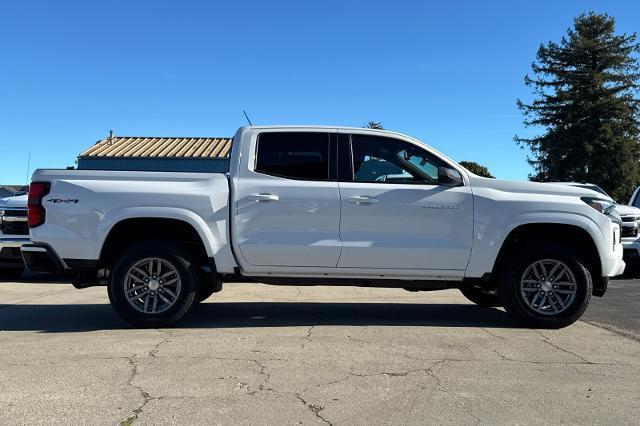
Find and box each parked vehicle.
[0,185,28,198]
[0,194,29,279]
[22,126,624,328]
[624,186,640,272]
[551,182,640,274]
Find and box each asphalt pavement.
[0,278,639,424]
[582,278,640,341]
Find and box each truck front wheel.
[108,242,200,327]
[499,242,592,329]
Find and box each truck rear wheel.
[499,242,592,329]
[108,242,199,328]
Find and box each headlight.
[581,197,616,215]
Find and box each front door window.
[352,135,443,184]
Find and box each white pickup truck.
[22,126,624,328]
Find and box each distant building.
[78,132,232,173]
[0,185,28,198]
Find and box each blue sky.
[1,0,638,184]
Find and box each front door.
[337,133,473,271]
[235,131,341,267]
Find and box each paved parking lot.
[1,278,639,424]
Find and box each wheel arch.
[99,213,214,269]
[491,222,603,294]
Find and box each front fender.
[466,210,613,278]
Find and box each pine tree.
[516,12,640,200]
[459,161,495,178]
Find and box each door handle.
[247,193,280,202]
[346,195,379,204]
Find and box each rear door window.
[255,132,331,181]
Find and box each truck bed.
[29,169,236,272]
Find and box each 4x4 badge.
[47,199,79,204]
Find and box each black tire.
[498,242,592,329]
[108,242,200,328]
[460,286,501,307]
[0,268,24,281]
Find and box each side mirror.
[438,167,464,187]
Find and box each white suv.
[0,194,29,279]
[554,182,640,274]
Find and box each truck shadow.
[0,275,70,284]
[0,302,517,332]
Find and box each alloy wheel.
[520,259,577,315]
[123,257,182,314]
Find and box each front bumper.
[603,223,625,277]
[622,238,640,271]
[0,237,30,269]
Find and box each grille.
[2,209,27,217]
[1,221,29,235]
[0,208,28,236]
[621,226,638,238]
[621,216,640,223]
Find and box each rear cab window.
[255,132,332,181]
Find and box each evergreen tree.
[365,121,384,130]
[516,12,640,200]
[459,161,495,178]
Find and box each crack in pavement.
[119,329,174,425]
[489,347,631,366]
[300,326,315,350]
[422,361,482,425]
[301,374,352,394]
[481,327,507,340]
[345,335,371,344]
[148,329,173,359]
[121,357,157,426]
[298,361,483,425]
[344,362,482,424]
[536,330,593,364]
[230,357,483,425]
[227,357,335,425]
[541,339,592,364]
[251,359,271,393]
[295,394,332,425]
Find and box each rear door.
[234,130,341,268]
[337,133,473,271]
